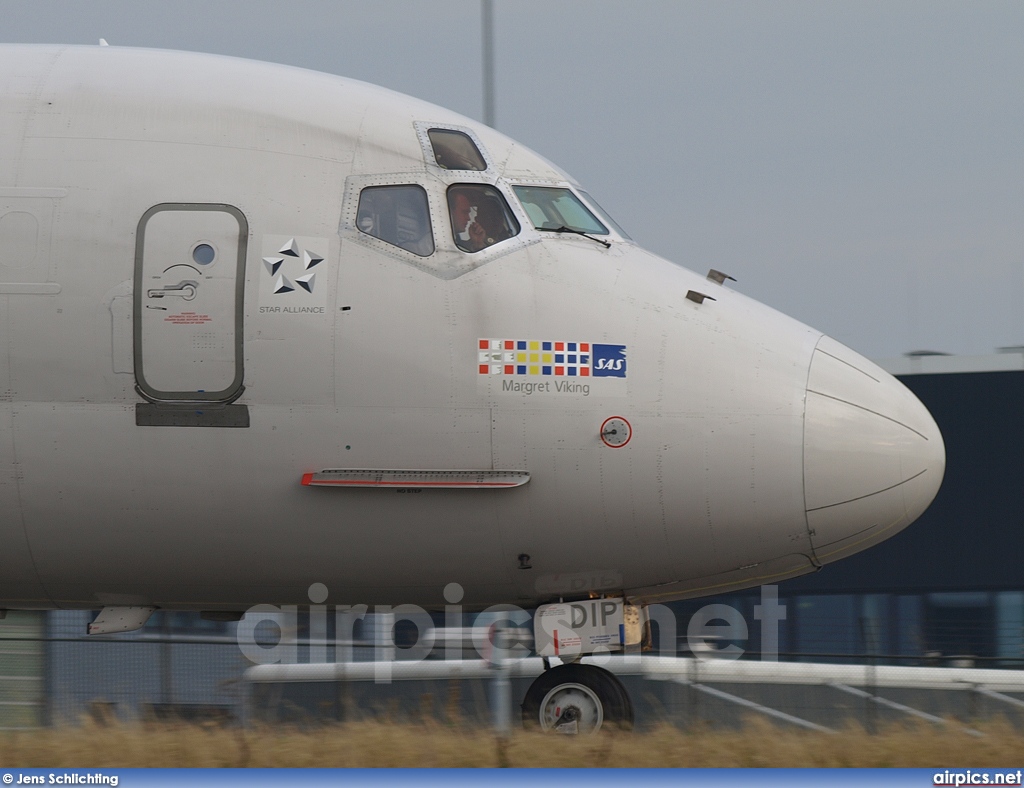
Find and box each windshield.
[578,190,632,240]
[427,129,487,171]
[511,186,609,235]
[356,185,434,257]
[447,184,520,253]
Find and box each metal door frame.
[133,203,248,403]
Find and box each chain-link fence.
[1,606,1023,733]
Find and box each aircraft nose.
[803,336,945,564]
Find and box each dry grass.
[0,718,1022,767]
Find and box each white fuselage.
[0,45,944,612]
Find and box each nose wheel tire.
[521,663,633,733]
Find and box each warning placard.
[164,312,212,325]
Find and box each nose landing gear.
[521,663,634,733]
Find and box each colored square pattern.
[478,339,625,378]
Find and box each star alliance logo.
[258,234,330,313]
[262,238,323,295]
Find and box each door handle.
[147,280,198,301]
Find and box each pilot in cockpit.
[447,185,518,253]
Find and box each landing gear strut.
[521,663,634,733]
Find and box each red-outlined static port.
[600,416,632,448]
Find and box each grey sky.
[3,0,1022,359]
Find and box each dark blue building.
[671,354,1024,666]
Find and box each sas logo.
[477,339,627,378]
[592,344,627,377]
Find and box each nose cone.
[803,336,945,564]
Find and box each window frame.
[426,128,488,172]
[510,184,610,236]
[446,183,522,254]
[341,174,537,280]
[415,122,494,174]
[355,183,435,258]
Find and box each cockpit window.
[511,186,609,235]
[428,129,487,171]
[356,185,434,257]
[447,184,520,253]
[578,190,632,240]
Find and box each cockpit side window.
[447,185,520,253]
[428,129,487,171]
[511,186,609,235]
[356,185,434,257]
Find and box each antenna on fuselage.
[707,269,736,286]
